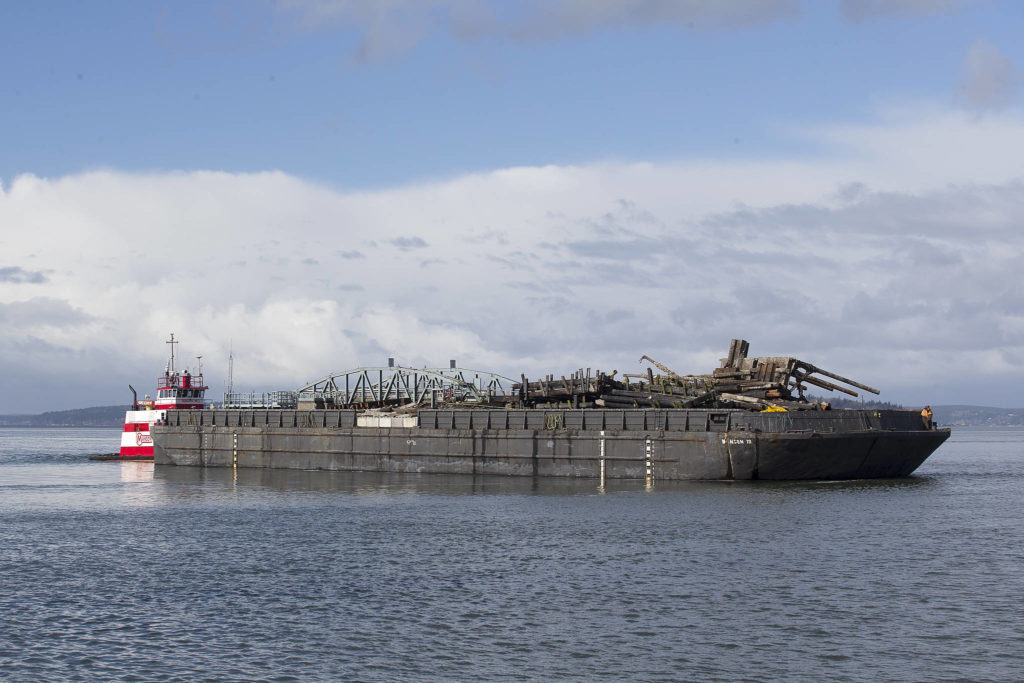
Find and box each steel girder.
[297,366,515,407]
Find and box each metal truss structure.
[223,391,299,409]
[297,366,516,408]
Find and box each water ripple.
[0,427,1022,680]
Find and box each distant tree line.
[807,395,905,410]
[806,396,1023,425]
[0,405,127,427]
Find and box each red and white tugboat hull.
[114,334,209,461]
[118,409,167,459]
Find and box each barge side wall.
[152,409,948,480]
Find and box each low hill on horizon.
[794,396,1024,426]
[0,405,128,427]
[931,404,1024,427]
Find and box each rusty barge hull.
[152,408,949,481]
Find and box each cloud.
[958,39,1021,112]
[3,106,1024,410]
[390,236,428,250]
[0,297,93,327]
[274,0,798,62]
[0,266,48,284]
[840,0,977,22]
[497,0,799,41]
[274,0,985,62]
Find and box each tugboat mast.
[166,333,178,375]
[226,343,234,397]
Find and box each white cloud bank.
[2,105,1024,411]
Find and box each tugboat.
[108,334,209,460]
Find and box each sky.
[2,0,1023,413]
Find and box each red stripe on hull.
[118,445,154,458]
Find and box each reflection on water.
[0,459,947,514]
[152,464,940,500]
[119,461,154,482]
[156,464,661,497]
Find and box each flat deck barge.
[152,407,949,480]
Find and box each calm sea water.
[0,427,1022,682]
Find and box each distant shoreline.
[0,425,120,429]
[0,405,129,428]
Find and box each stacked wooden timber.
[508,339,880,412]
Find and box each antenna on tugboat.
[166,333,178,374]
[226,341,234,397]
[196,355,203,376]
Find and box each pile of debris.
[511,339,879,411]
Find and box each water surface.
[1,427,1021,681]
